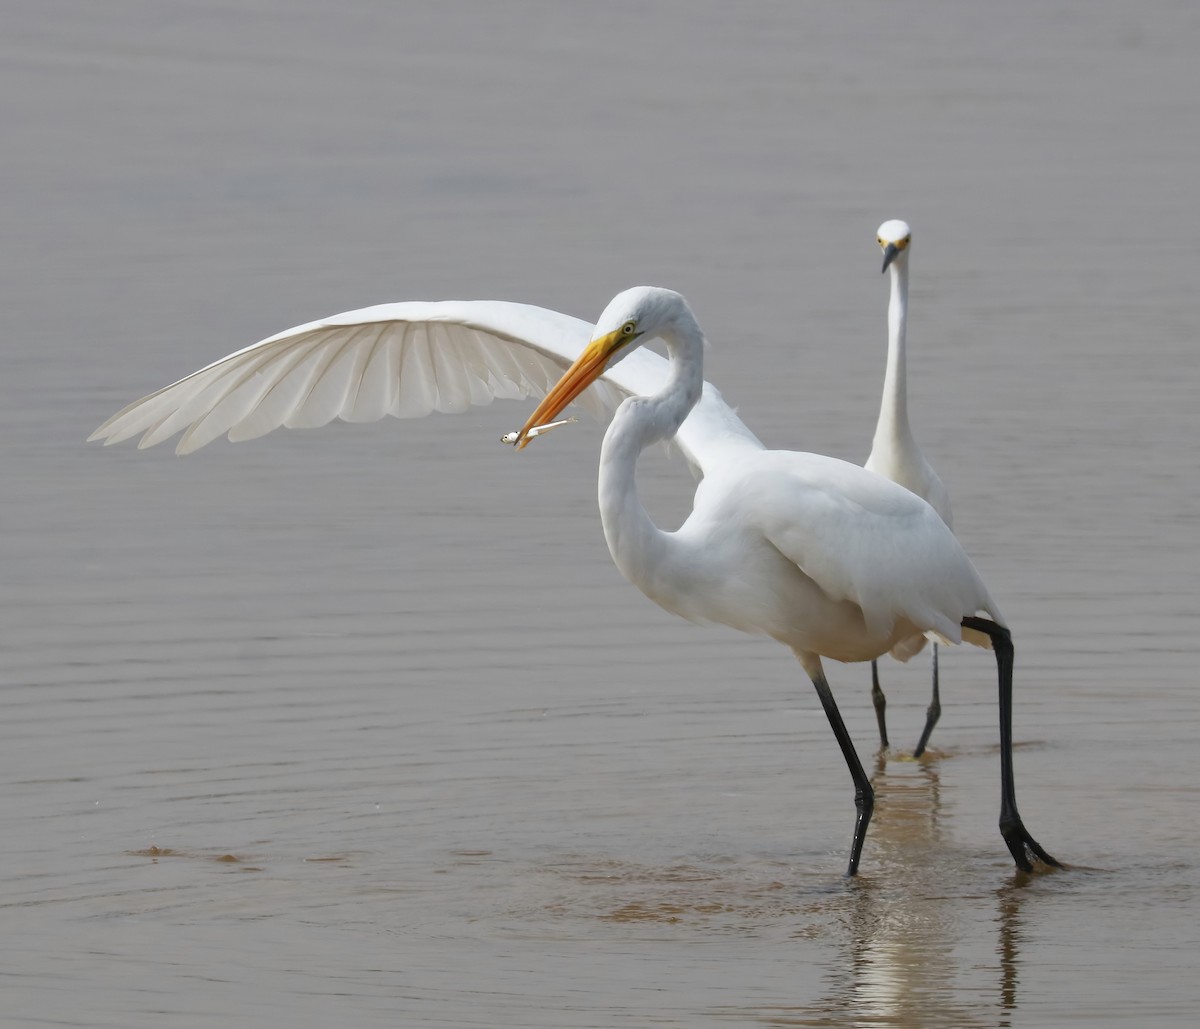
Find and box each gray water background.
[3,1,1199,1025]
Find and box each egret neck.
[871,250,915,457]
[598,316,704,595]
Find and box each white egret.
[865,219,952,757]
[90,287,1057,876]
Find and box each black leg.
[812,670,874,876]
[913,642,941,758]
[870,659,889,750]
[961,616,1060,872]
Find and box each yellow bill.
[512,327,635,449]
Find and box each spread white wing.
[89,299,763,475]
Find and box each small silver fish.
[501,416,578,446]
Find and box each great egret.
[865,219,953,757]
[90,286,1057,877]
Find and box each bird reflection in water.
[754,754,1033,1028]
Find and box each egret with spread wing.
[91,286,1057,876]
[865,220,954,757]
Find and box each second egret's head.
[513,287,690,448]
[877,219,912,272]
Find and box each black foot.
[1001,817,1061,873]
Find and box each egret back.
[744,451,995,644]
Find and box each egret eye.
[622,321,637,336]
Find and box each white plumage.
[90,284,1057,877]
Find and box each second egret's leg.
[961,617,1060,873]
[802,655,874,876]
[870,659,889,750]
[913,643,941,758]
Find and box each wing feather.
[164,346,288,451]
[224,339,335,443]
[394,324,436,418]
[142,344,296,450]
[343,329,392,424]
[428,322,472,413]
[277,329,358,431]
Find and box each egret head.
[513,287,689,448]
[877,219,912,272]
[592,286,690,343]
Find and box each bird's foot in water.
[912,700,940,758]
[1001,818,1061,873]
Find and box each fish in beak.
[512,326,639,449]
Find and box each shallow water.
[3,1,1200,1025]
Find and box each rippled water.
[4,1,1199,1025]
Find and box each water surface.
[3,2,1199,1025]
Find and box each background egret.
[91,285,1058,877]
[864,219,953,757]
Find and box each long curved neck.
[597,319,704,593]
[872,257,913,448]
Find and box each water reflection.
[843,759,963,1026]
[995,876,1028,1028]
[762,754,1035,1028]
[533,750,1043,1027]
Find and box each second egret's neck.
[597,316,705,594]
[874,257,912,443]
